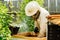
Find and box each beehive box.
[47,15,60,40]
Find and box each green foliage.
[35,0,44,7]
[19,0,44,31]
[0,2,12,40]
[19,0,34,31]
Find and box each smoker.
[47,15,60,40]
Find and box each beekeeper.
[25,1,50,37]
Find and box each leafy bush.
[0,2,12,40]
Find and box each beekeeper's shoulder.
[40,7,50,15]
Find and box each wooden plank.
[47,15,60,19]
[12,35,46,40]
[47,15,60,25]
[12,32,46,40]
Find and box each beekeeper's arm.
[40,12,50,35]
[34,21,38,27]
[34,20,40,33]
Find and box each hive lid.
[47,15,60,26]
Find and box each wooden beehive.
[47,15,60,40]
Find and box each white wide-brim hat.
[25,1,40,16]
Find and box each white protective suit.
[25,1,50,37]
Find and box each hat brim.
[26,10,38,16]
[25,8,38,16]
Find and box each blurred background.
[1,0,60,13]
[1,0,60,32]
